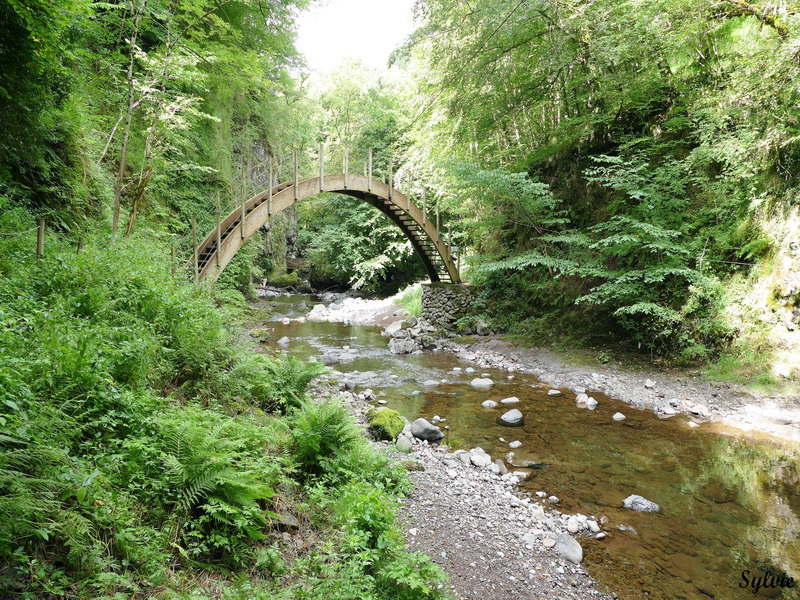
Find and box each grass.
[393,282,423,317]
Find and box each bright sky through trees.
[296,0,416,74]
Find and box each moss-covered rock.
[368,408,404,441]
[269,271,312,292]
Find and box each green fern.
[290,398,363,479]
[161,420,275,518]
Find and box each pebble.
[612,412,626,421]
[548,389,561,396]
[500,396,520,404]
[509,440,522,449]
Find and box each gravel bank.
[386,439,615,600]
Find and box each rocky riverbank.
[370,305,800,444]
[331,385,618,600]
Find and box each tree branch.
[718,0,788,38]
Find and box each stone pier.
[421,283,478,329]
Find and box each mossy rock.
[368,408,404,441]
[269,271,311,291]
[401,460,425,472]
[250,328,271,342]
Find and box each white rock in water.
[644,378,656,389]
[586,397,598,410]
[452,367,462,372]
[613,412,626,421]
[481,373,490,378]
[294,317,306,324]
[499,409,523,425]
[588,520,600,533]
[465,367,475,373]
[688,421,699,428]
[281,318,291,325]
[500,396,520,404]
[547,389,561,396]
[622,494,660,512]
[481,400,498,409]
[471,378,494,389]
[575,393,589,405]
[509,440,522,449]
[423,379,439,387]
[277,336,290,345]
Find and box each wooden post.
[215,191,221,267]
[344,149,349,179]
[77,237,84,254]
[319,144,324,192]
[171,244,177,275]
[368,148,373,191]
[448,225,452,258]
[293,151,299,201]
[240,196,246,240]
[388,158,393,202]
[192,216,198,284]
[269,159,273,215]
[36,219,44,258]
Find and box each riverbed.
[253,293,800,600]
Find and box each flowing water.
[255,294,800,600]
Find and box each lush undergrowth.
[0,206,450,599]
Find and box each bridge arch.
[195,174,460,285]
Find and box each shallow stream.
[255,294,800,600]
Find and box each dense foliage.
[0,206,450,598]
[0,1,453,597]
[401,0,800,363]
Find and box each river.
[254,293,800,600]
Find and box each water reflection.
[253,296,800,600]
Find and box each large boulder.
[622,494,660,512]
[368,409,404,441]
[499,408,524,426]
[395,435,413,453]
[388,338,416,354]
[384,320,404,337]
[410,417,444,442]
[556,533,583,564]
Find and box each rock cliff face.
[421,283,478,329]
[727,206,800,379]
